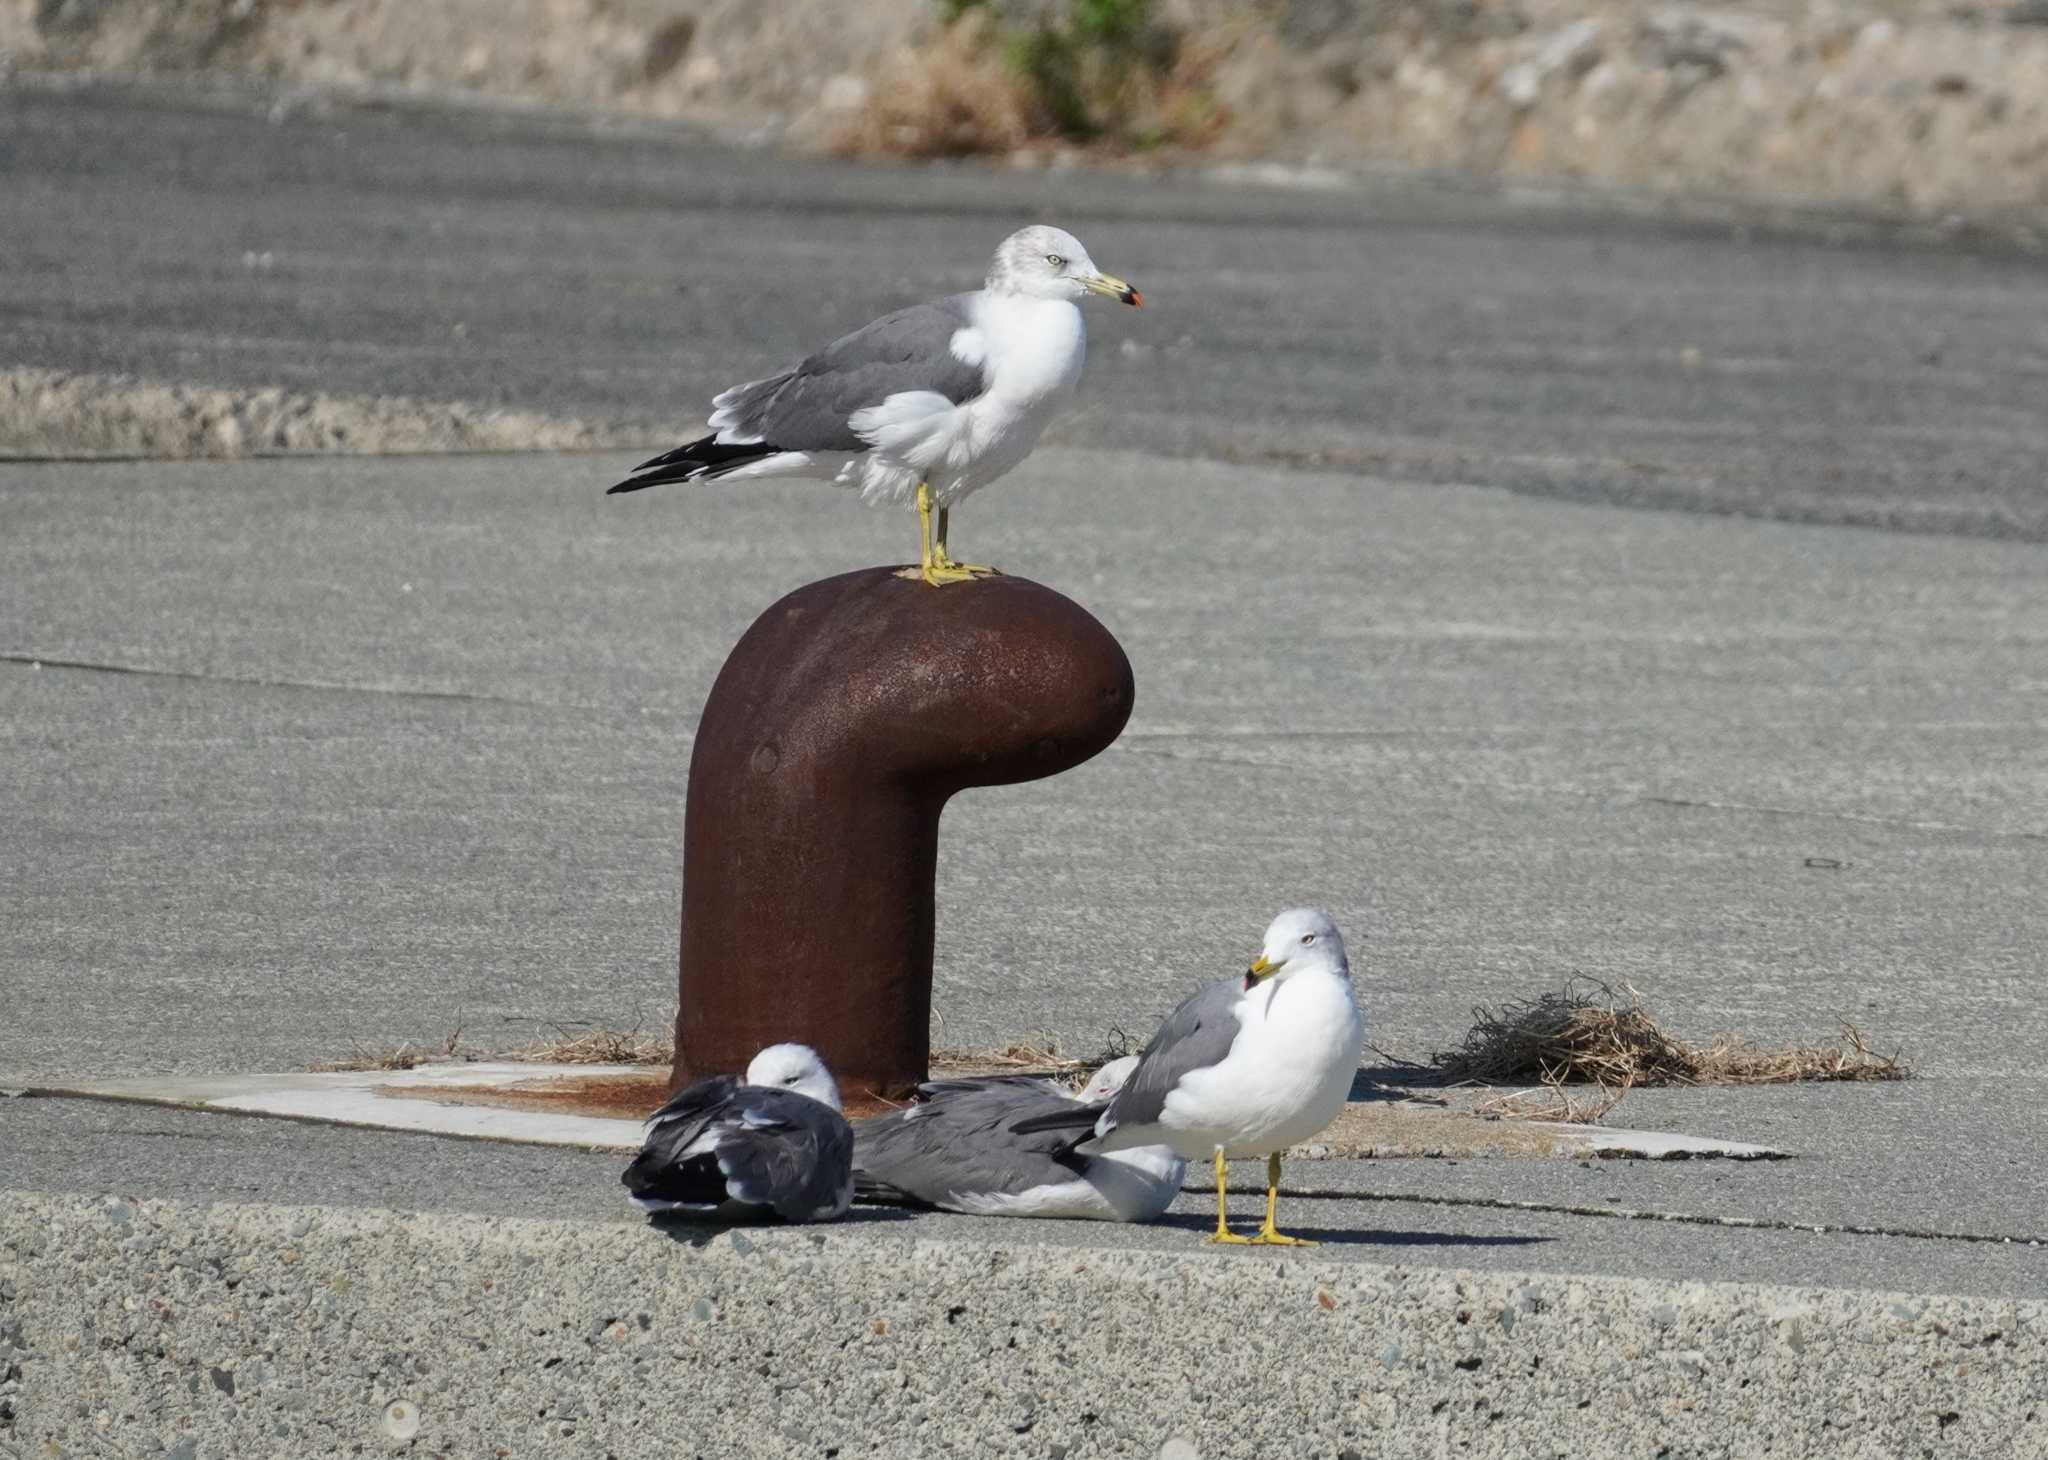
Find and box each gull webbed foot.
[897,562,984,588]
[931,548,1000,579]
[1247,1227,1317,1247]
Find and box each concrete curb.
[3,1191,2043,1458]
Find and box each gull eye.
[1046,253,1065,269]
[1300,932,1317,946]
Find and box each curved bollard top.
[672,568,1134,1101]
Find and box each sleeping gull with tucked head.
[850,1055,1184,1222]
[606,224,1141,586]
[1015,908,1365,1245]
[621,1043,854,1224]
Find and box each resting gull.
[1016,908,1364,1245]
[621,1043,854,1224]
[606,224,1142,586]
[851,1055,1184,1222]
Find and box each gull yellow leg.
[1206,1150,1252,1245]
[932,503,998,579]
[898,482,977,587]
[1248,1151,1316,1246]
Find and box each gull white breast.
[1014,908,1365,1245]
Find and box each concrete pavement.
[4,447,2044,1305]
[10,1191,2042,1460]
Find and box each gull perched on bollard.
[621,1043,855,1224]
[850,1055,1184,1222]
[1015,908,1365,1245]
[605,224,1142,587]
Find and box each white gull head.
[1248,906,1351,990]
[1076,1054,1142,1103]
[986,224,1142,308]
[743,1043,842,1110]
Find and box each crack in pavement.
[0,446,637,464]
[1642,794,2048,843]
[1122,720,2048,741]
[1275,1185,2048,1248]
[0,651,578,713]
[1116,741,2044,842]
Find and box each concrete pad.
[14,1063,1789,1164]
[5,1190,2044,1459]
[20,1064,654,1151]
[1306,1101,1786,1161]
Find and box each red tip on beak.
[1123,288,1143,308]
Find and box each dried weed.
[1433,979,1909,1088]
[826,15,1033,160]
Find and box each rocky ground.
[6,0,2048,231]
[0,368,643,459]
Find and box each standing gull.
[621,1043,854,1224]
[851,1056,1184,1222]
[1016,908,1365,1245]
[606,225,1142,586]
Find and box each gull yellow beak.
[1246,954,1275,983]
[1084,272,1143,307]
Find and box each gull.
[851,1055,1183,1222]
[605,224,1142,586]
[1075,1053,1143,1103]
[621,1043,854,1223]
[1015,908,1365,1245]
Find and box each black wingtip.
[605,434,783,495]
[853,1172,921,1207]
[1008,1102,1106,1136]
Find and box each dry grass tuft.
[1473,1070,1635,1124]
[505,1021,674,1067]
[1433,979,1910,1088]
[826,16,1033,160]
[1433,980,1695,1087]
[929,1030,1141,1082]
[826,7,1229,162]
[309,1043,433,1074]
[310,1024,466,1073]
[314,1020,1143,1082]
[1685,1023,1910,1085]
[310,1018,674,1073]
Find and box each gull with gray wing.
[1015,908,1365,1245]
[851,1056,1184,1222]
[606,225,1142,586]
[621,1043,854,1224]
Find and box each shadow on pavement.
[1145,1212,1552,1248]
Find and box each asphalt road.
[3,84,2046,1302]
[5,446,2045,1297]
[5,81,2048,539]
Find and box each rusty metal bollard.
[671,567,1134,1102]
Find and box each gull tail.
[606,434,780,493]
[620,1144,727,1208]
[1008,1102,1107,1138]
[852,1169,924,1207]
